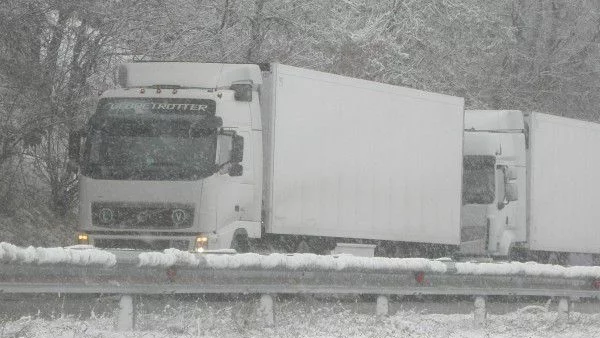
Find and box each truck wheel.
[296,240,311,253]
[231,233,250,253]
[508,246,528,262]
[547,252,567,265]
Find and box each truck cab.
[461,110,527,256]
[70,63,264,251]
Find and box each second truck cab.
[461,110,527,256]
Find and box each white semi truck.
[69,62,465,255]
[462,110,600,263]
[70,62,600,262]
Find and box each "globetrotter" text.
[106,102,209,112]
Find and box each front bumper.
[79,232,207,252]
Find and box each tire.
[231,233,250,253]
[296,240,311,253]
[507,245,528,262]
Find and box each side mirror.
[505,167,518,181]
[216,132,244,176]
[505,182,518,202]
[231,135,244,163]
[498,182,518,210]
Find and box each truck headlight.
[78,233,89,245]
[195,235,208,252]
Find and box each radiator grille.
[92,202,194,229]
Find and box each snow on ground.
[138,248,600,279]
[138,250,449,273]
[2,299,600,338]
[454,261,600,278]
[0,242,116,267]
[0,207,76,248]
[4,240,600,279]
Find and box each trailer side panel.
[264,64,464,244]
[529,113,600,253]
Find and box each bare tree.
[491,0,600,120]
[2,0,600,220]
[0,0,129,215]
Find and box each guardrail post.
[473,296,486,327]
[117,294,135,331]
[376,295,389,316]
[557,297,571,324]
[258,294,275,326]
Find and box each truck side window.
[463,155,495,205]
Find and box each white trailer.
[463,110,600,261]
[261,64,464,245]
[71,62,465,254]
[527,113,600,254]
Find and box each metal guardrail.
[1,249,599,330]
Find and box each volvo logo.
[172,209,187,225]
[99,208,114,224]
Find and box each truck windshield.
[463,155,495,204]
[82,117,217,181]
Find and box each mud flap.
[497,230,516,256]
